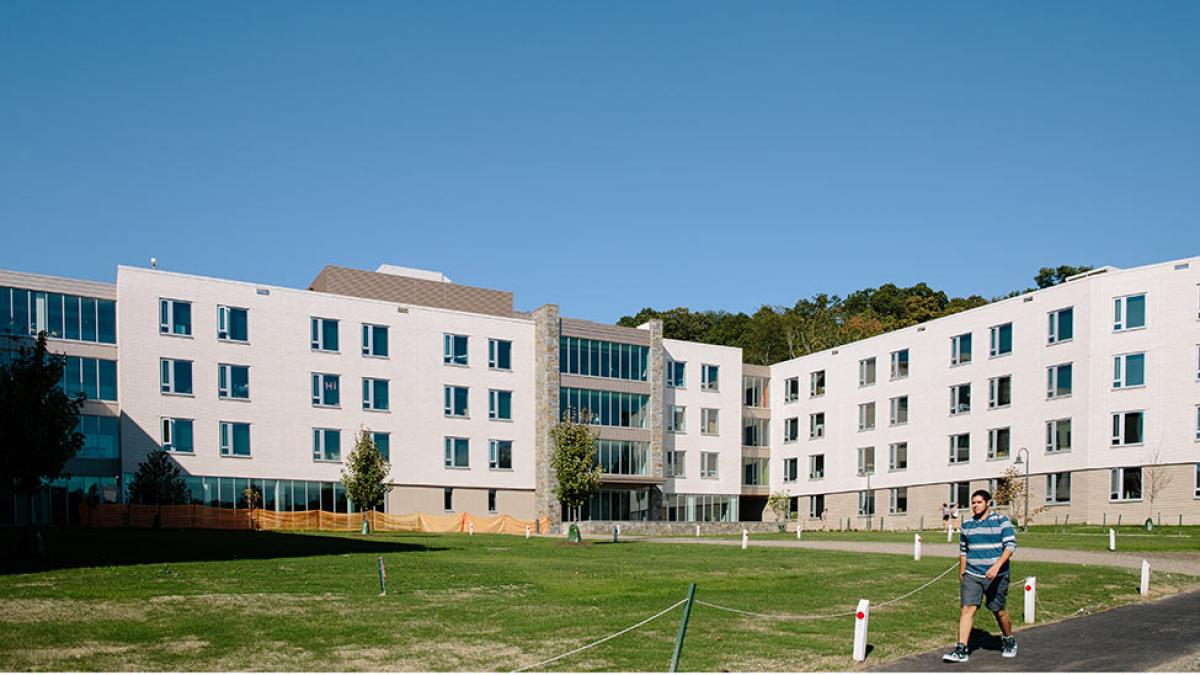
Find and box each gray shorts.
[960,572,1009,612]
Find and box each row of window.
[61,356,118,402]
[2,286,117,344]
[666,361,720,391]
[559,387,651,428]
[665,405,721,435]
[559,336,649,381]
[664,450,721,479]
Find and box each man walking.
[943,489,1018,663]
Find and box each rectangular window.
[488,390,513,420]
[489,439,513,470]
[443,333,468,365]
[701,408,720,435]
[858,490,875,516]
[889,396,908,426]
[312,428,341,462]
[1046,418,1072,453]
[743,376,768,407]
[311,373,341,407]
[809,412,825,439]
[988,375,1012,409]
[668,405,687,433]
[809,454,825,480]
[160,358,193,395]
[951,333,972,366]
[890,487,908,514]
[890,349,909,379]
[858,402,876,430]
[444,437,469,468]
[783,457,799,482]
[784,377,800,402]
[559,337,648,381]
[857,446,875,475]
[217,305,248,342]
[1110,467,1143,501]
[666,451,685,478]
[989,323,1013,357]
[950,383,971,414]
[701,364,720,391]
[444,488,454,511]
[1111,411,1145,446]
[1047,363,1073,399]
[889,442,908,471]
[700,452,719,479]
[444,386,469,417]
[809,494,825,519]
[1046,472,1071,504]
[858,358,876,387]
[363,378,389,411]
[596,440,649,476]
[950,481,971,509]
[219,421,251,457]
[1196,406,1200,442]
[667,361,686,388]
[988,427,1011,460]
[1114,293,1146,331]
[218,364,250,400]
[1195,463,1199,498]
[1113,353,1146,389]
[161,418,194,454]
[487,489,497,513]
[784,417,799,442]
[362,324,389,357]
[371,431,390,461]
[743,417,769,447]
[743,457,768,486]
[558,388,650,428]
[311,317,339,352]
[810,370,826,397]
[1048,307,1074,344]
[160,299,192,336]
[75,415,119,459]
[61,356,118,401]
[488,338,512,370]
[949,433,970,464]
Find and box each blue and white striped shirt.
[959,511,1017,578]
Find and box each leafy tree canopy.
[341,430,391,515]
[550,412,601,521]
[127,449,189,506]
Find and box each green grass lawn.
[0,528,1195,671]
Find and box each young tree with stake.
[341,430,391,525]
[550,410,601,528]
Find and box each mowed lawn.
[732,525,1200,553]
[0,529,1195,672]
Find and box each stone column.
[647,319,665,520]
[532,305,561,530]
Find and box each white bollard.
[616,523,621,539]
[914,534,922,561]
[796,523,803,540]
[1141,560,1150,596]
[852,599,870,662]
[1023,577,1036,624]
[1109,528,1116,551]
[695,524,700,538]
[525,525,530,539]
[947,523,953,542]
[468,521,474,536]
[742,529,749,550]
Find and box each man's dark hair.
[971,489,992,502]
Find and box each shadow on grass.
[1,527,443,574]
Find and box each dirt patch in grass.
[329,638,530,671]
[148,592,347,616]
[8,640,137,670]
[0,598,149,623]
[161,636,209,654]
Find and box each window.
[371,431,390,461]
[160,358,194,395]
[701,408,719,436]
[160,299,192,336]
[809,494,825,519]
[951,333,972,366]
[989,323,1013,357]
[311,317,339,351]
[312,428,341,462]
[784,417,799,442]
[1114,293,1146,331]
[889,442,908,471]
[218,364,250,400]
[559,388,651,428]
[488,338,511,370]
[889,396,908,426]
[783,458,799,482]
[444,386,469,417]
[1195,463,1199,498]
[61,356,117,401]
[311,373,340,407]
[858,358,876,387]
[743,457,768,486]
[950,383,971,414]
[1196,406,1200,442]
[1196,346,1200,381]
[217,305,248,342]
[1111,411,1145,446]
[559,337,649,381]
[949,433,970,464]
[1048,307,1074,344]
[443,333,468,365]
[1113,353,1146,389]
[489,390,513,420]
[988,427,1011,460]
[809,412,825,439]
[810,370,826,397]
[1,288,115,344]
[666,451,685,478]
[76,415,119,459]
[809,454,825,480]
[890,487,908,514]
[743,417,769,447]
[700,452,719,479]
[988,375,1012,409]
[1046,472,1071,504]
[950,481,971,508]
[667,361,686,388]
[858,402,876,430]
[743,376,768,407]
[444,437,469,468]
[362,324,388,357]
[701,364,720,391]
[668,405,687,433]
[489,439,513,470]
[161,418,194,453]
[858,490,875,516]
[857,446,875,475]
[363,378,389,411]
[487,489,497,513]
[219,421,251,457]
[444,488,454,512]
[1047,363,1072,399]
[1110,467,1143,501]
[784,377,799,402]
[1046,418,1072,453]
[890,349,909,379]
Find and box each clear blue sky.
[2,2,1198,322]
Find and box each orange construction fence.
[80,504,550,536]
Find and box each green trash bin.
[568,523,582,543]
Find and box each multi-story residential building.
[2,257,1198,526]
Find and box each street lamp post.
[1013,447,1030,532]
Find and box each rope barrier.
[510,598,688,672]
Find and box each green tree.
[127,449,189,506]
[767,492,792,530]
[1034,265,1094,289]
[0,332,85,495]
[550,411,601,523]
[341,430,391,519]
